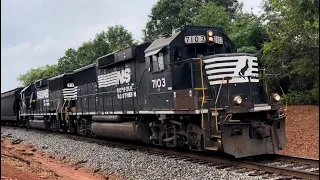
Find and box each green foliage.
[56,25,136,74]
[18,25,136,86]
[286,90,319,105]
[229,13,268,54]
[194,3,231,33]
[142,0,241,41]
[105,25,137,51]
[237,46,258,54]
[142,0,200,41]
[207,0,241,16]
[57,48,79,74]
[17,64,58,86]
[262,0,319,104]
[76,41,96,67]
[92,31,110,59]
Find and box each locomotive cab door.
[145,46,173,111]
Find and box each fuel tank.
[29,119,48,130]
[91,121,151,144]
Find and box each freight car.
[1,26,287,158]
[1,87,23,124]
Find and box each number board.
[184,35,206,44]
[214,36,223,44]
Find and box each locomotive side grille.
[97,54,115,68]
[62,87,78,100]
[203,56,259,85]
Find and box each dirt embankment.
[1,136,124,180]
[279,105,319,159]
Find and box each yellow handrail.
[65,99,71,123]
[55,99,60,120]
[192,58,205,129]
[279,86,288,117]
[60,99,67,121]
[214,104,221,133]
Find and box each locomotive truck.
[1,26,287,158]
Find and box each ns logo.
[117,68,131,85]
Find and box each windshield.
[186,43,235,59]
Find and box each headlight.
[208,37,214,41]
[233,96,242,105]
[272,93,281,102]
[208,30,213,36]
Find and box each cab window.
[173,46,182,62]
[150,52,164,72]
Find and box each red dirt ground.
[1,137,124,180]
[278,105,319,159]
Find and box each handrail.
[213,75,256,133]
[215,77,227,105]
[65,99,71,123]
[213,77,227,134]
[192,58,205,129]
[214,75,257,105]
[55,99,60,120]
[60,99,67,121]
[279,86,288,117]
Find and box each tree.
[193,3,266,55]
[57,48,78,74]
[105,25,136,51]
[56,25,136,74]
[142,0,241,41]
[142,0,207,41]
[92,31,110,59]
[76,41,96,67]
[229,13,268,54]
[19,25,137,84]
[194,3,231,33]
[17,64,58,86]
[204,0,241,18]
[262,0,319,104]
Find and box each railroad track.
[2,125,319,180]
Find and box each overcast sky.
[1,0,263,93]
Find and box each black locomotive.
[1,26,287,158]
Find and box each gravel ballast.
[1,126,276,180]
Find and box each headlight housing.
[272,93,281,102]
[233,96,242,105]
[208,30,214,42]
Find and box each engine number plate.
[184,35,206,44]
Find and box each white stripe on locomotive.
[62,86,77,100]
[203,55,259,85]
